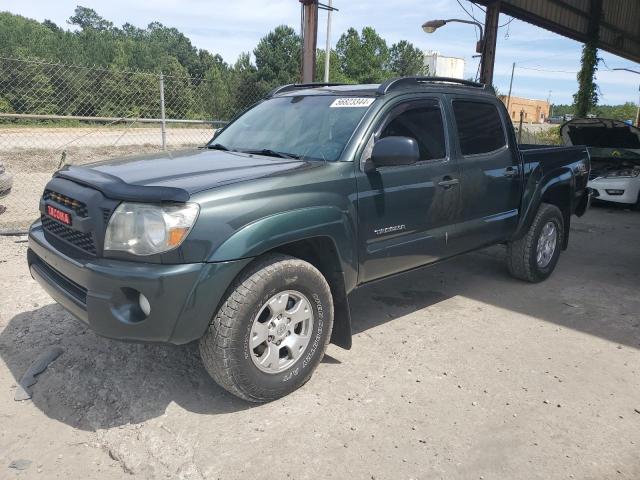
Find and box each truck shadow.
[349,210,640,352]
[0,304,346,431]
[0,209,637,430]
[0,305,253,429]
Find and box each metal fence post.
[159,72,167,150]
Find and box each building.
[499,95,551,124]
[423,51,465,79]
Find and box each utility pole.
[506,62,515,111]
[323,0,332,82]
[300,0,319,83]
[480,1,500,86]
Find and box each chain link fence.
[0,57,264,231]
[515,125,562,145]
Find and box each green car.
[28,77,591,401]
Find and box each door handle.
[504,166,519,177]
[437,177,459,189]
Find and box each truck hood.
[54,148,315,202]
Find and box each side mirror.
[369,136,419,170]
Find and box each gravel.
[1,206,639,479]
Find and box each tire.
[199,254,334,402]
[507,203,564,283]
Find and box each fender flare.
[512,167,574,243]
[208,206,358,349]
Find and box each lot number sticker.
[330,98,375,108]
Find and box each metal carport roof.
[474,0,640,63]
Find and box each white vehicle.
[561,118,640,208]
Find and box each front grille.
[41,215,97,255]
[102,208,113,224]
[44,189,88,217]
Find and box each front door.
[356,97,462,283]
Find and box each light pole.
[322,1,334,82]
[612,68,640,127]
[422,19,485,54]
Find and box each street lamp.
[612,68,640,127]
[422,18,484,53]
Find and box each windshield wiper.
[206,143,231,151]
[242,149,301,160]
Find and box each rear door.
[446,97,522,252]
[356,96,462,283]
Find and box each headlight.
[604,168,640,178]
[104,202,199,255]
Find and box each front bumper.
[28,223,252,344]
[588,177,640,205]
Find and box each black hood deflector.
[54,165,190,203]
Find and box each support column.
[480,1,500,86]
[300,0,318,83]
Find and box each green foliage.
[68,6,113,31]
[254,26,300,87]
[314,49,352,83]
[552,103,638,122]
[336,27,390,83]
[388,40,426,77]
[0,8,434,122]
[573,41,600,117]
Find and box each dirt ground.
[0,127,213,150]
[0,205,639,480]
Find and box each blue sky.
[4,0,640,104]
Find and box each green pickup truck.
[28,77,590,402]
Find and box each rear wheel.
[507,203,564,283]
[199,254,334,402]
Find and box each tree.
[254,25,300,86]
[314,49,352,83]
[232,52,267,112]
[68,6,113,31]
[388,40,426,77]
[336,27,390,83]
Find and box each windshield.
[209,95,374,161]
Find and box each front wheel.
[507,203,564,283]
[199,254,334,402]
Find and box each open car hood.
[560,118,640,148]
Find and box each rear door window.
[379,100,446,161]
[452,101,506,155]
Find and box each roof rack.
[266,82,349,98]
[377,76,488,95]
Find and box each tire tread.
[507,203,563,283]
[199,254,333,402]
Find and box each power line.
[456,0,479,23]
[518,66,578,74]
[499,17,515,28]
